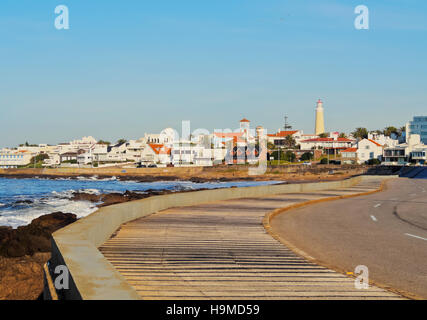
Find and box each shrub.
[366,158,381,165]
[300,152,313,161]
[284,151,296,162]
[320,158,329,164]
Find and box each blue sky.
[1,0,426,147]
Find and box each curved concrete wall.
[47,176,364,300]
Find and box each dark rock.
[71,192,102,202]
[14,200,33,204]
[0,212,77,258]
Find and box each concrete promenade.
[100,177,403,300]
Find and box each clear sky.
[1,0,426,147]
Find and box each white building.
[0,150,34,168]
[106,142,127,162]
[140,143,170,165]
[267,130,302,146]
[368,133,398,148]
[43,154,61,167]
[125,140,144,162]
[171,141,198,166]
[299,134,354,155]
[141,128,177,147]
[341,148,358,165]
[356,139,384,164]
[77,153,93,165]
[406,116,427,144]
[383,134,426,165]
[171,141,226,167]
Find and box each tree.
[271,150,285,161]
[318,133,328,138]
[284,135,296,149]
[300,152,313,161]
[366,159,381,165]
[267,142,275,151]
[352,127,368,140]
[339,133,347,139]
[398,126,406,137]
[320,158,329,164]
[116,139,127,145]
[97,140,111,145]
[383,126,399,137]
[30,153,49,164]
[284,151,296,162]
[19,141,37,147]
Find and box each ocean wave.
[0,178,283,229]
[0,197,98,229]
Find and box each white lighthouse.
[315,99,325,135]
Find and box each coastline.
[0,166,367,300]
[0,164,368,183]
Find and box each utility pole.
[284,116,292,131]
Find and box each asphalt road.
[271,177,427,299]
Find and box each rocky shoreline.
[0,173,258,183]
[0,212,77,300]
[0,187,216,300]
[0,167,364,300]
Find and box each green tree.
[284,135,296,149]
[284,151,296,162]
[383,126,399,137]
[32,153,49,162]
[116,139,127,145]
[398,126,406,137]
[338,133,347,139]
[267,142,275,151]
[19,141,37,147]
[318,133,328,138]
[300,152,313,161]
[352,127,368,140]
[320,158,329,164]
[366,159,381,165]
[271,150,285,161]
[97,140,111,145]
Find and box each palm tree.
[383,126,399,137]
[351,128,368,140]
[116,138,127,145]
[284,135,296,149]
[398,126,406,137]
[339,133,347,139]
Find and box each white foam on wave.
[0,195,98,229]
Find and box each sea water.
[0,177,281,228]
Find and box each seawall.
[44,175,368,300]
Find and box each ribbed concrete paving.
[100,177,403,300]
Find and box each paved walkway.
[99,177,403,300]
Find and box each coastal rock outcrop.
[0,212,77,258]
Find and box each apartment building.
[406,116,427,144]
[0,150,34,168]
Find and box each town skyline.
[1,1,426,147]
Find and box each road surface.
[100,177,402,300]
[271,177,427,299]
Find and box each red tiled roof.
[342,148,358,153]
[159,147,171,155]
[214,132,244,139]
[300,138,353,143]
[267,130,298,137]
[148,144,164,155]
[367,139,383,147]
